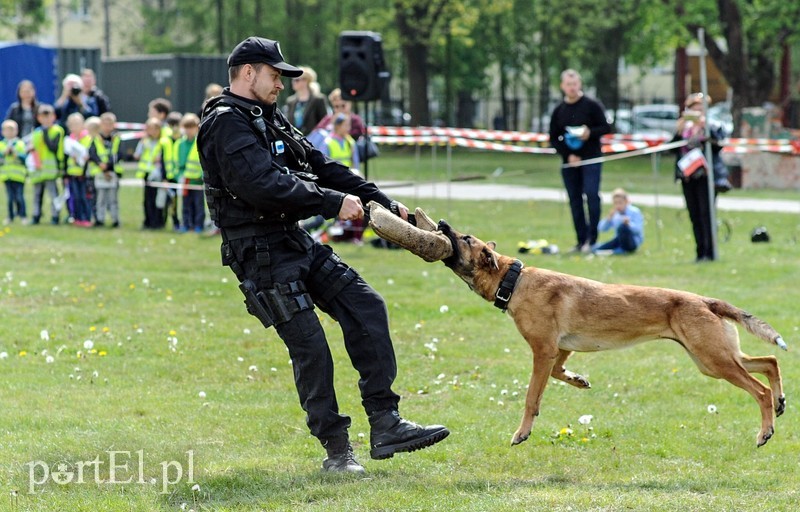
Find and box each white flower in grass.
[437,373,446,380]
[387,278,394,285]
[83,340,94,350]
[191,483,200,492]
[439,305,449,313]
[41,330,50,341]
[578,415,593,425]
[243,328,251,335]
[248,365,258,372]
[198,391,206,399]
[19,281,27,287]
[45,355,55,364]
[500,389,508,396]
[707,404,718,414]
[142,278,150,286]
[270,367,277,372]
[414,323,422,330]
[237,356,244,362]
[0,352,8,360]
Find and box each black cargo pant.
[223,227,401,442]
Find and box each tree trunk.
[403,41,431,126]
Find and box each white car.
[631,104,679,137]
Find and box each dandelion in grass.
[18,351,27,357]
[89,326,96,333]
[0,352,8,360]
[19,281,27,287]
[191,483,200,492]
[270,367,277,372]
[414,323,423,330]
[83,340,94,350]
[40,329,49,341]
[237,356,244,362]
[45,355,54,364]
[99,351,107,357]
[707,404,718,414]
[387,278,394,285]
[198,391,206,399]
[579,415,593,425]
[439,305,449,313]
[102,327,110,333]
[243,328,251,335]
[248,365,258,372]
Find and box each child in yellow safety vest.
[64,112,93,226]
[173,113,204,233]
[28,104,65,225]
[87,113,122,228]
[134,117,173,229]
[1,119,28,224]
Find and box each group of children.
[133,100,205,233]
[1,106,122,227]
[0,100,206,233]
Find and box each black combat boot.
[369,410,449,460]
[321,437,365,474]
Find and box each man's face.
[81,73,95,91]
[249,64,284,105]
[560,76,582,100]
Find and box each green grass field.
[1,148,799,511]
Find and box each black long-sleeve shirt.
[549,96,611,162]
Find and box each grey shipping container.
[57,47,103,87]
[100,54,228,124]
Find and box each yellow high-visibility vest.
[325,134,356,168]
[66,134,93,176]
[87,134,122,176]
[0,138,28,183]
[30,125,65,183]
[136,136,173,179]
[182,138,203,181]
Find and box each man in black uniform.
[197,36,449,474]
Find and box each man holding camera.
[55,74,99,129]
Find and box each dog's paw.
[511,431,530,446]
[572,374,591,389]
[756,426,774,448]
[776,394,786,417]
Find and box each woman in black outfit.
[673,93,731,262]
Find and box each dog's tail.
[705,299,788,351]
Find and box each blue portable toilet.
[0,42,58,116]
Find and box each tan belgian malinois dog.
[436,221,787,448]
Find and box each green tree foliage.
[0,0,48,40]
[662,0,800,135]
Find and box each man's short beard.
[249,76,275,105]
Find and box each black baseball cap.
[227,37,303,78]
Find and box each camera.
[70,86,82,96]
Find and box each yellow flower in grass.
[99,351,107,357]
[169,330,177,336]
[102,327,110,333]
[89,326,96,332]
[18,350,27,357]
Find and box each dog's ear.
[487,241,496,250]
[482,246,499,270]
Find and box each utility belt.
[220,222,299,242]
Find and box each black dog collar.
[494,259,523,311]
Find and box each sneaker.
[321,438,365,474]
[111,221,120,229]
[369,410,449,460]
